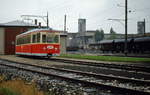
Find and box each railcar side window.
[20,38,24,44]
[16,38,19,45]
[19,38,21,45]
[37,33,40,43]
[16,38,18,45]
[32,34,36,43]
[16,35,31,45]
[42,35,46,43]
[54,35,59,43]
[24,36,27,44]
[26,35,31,43]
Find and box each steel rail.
[0,59,150,85]
[50,58,150,73]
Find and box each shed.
[0,20,39,55]
[0,20,67,55]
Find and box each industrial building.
[0,20,67,55]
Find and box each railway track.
[50,58,150,73]
[0,59,150,95]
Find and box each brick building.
[0,20,67,55]
[0,20,39,55]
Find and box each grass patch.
[59,54,150,63]
[0,87,20,95]
[0,78,45,95]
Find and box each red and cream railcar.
[15,29,60,57]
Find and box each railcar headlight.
[47,46,54,49]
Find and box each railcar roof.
[134,37,150,42]
[114,38,132,43]
[100,40,114,44]
[17,28,60,37]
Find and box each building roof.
[0,20,39,27]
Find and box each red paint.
[16,44,60,55]
[5,27,28,55]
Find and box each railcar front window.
[47,34,54,43]
[47,34,59,43]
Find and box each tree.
[109,27,117,40]
[94,29,104,43]
[100,29,104,40]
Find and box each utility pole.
[64,14,67,54]
[64,14,67,33]
[125,0,128,56]
[144,18,146,35]
[47,12,49,28]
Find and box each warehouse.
[0,20,67,55]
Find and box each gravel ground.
[0,55,150,80]
[0,65,120,95]
[0,55,149,94]
[52,64,150,80]
[0,55,67,66]
[1,60,149,92]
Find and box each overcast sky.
[0,0,150,34]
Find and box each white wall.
[60,36,67,54]
[0,28,4,54]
